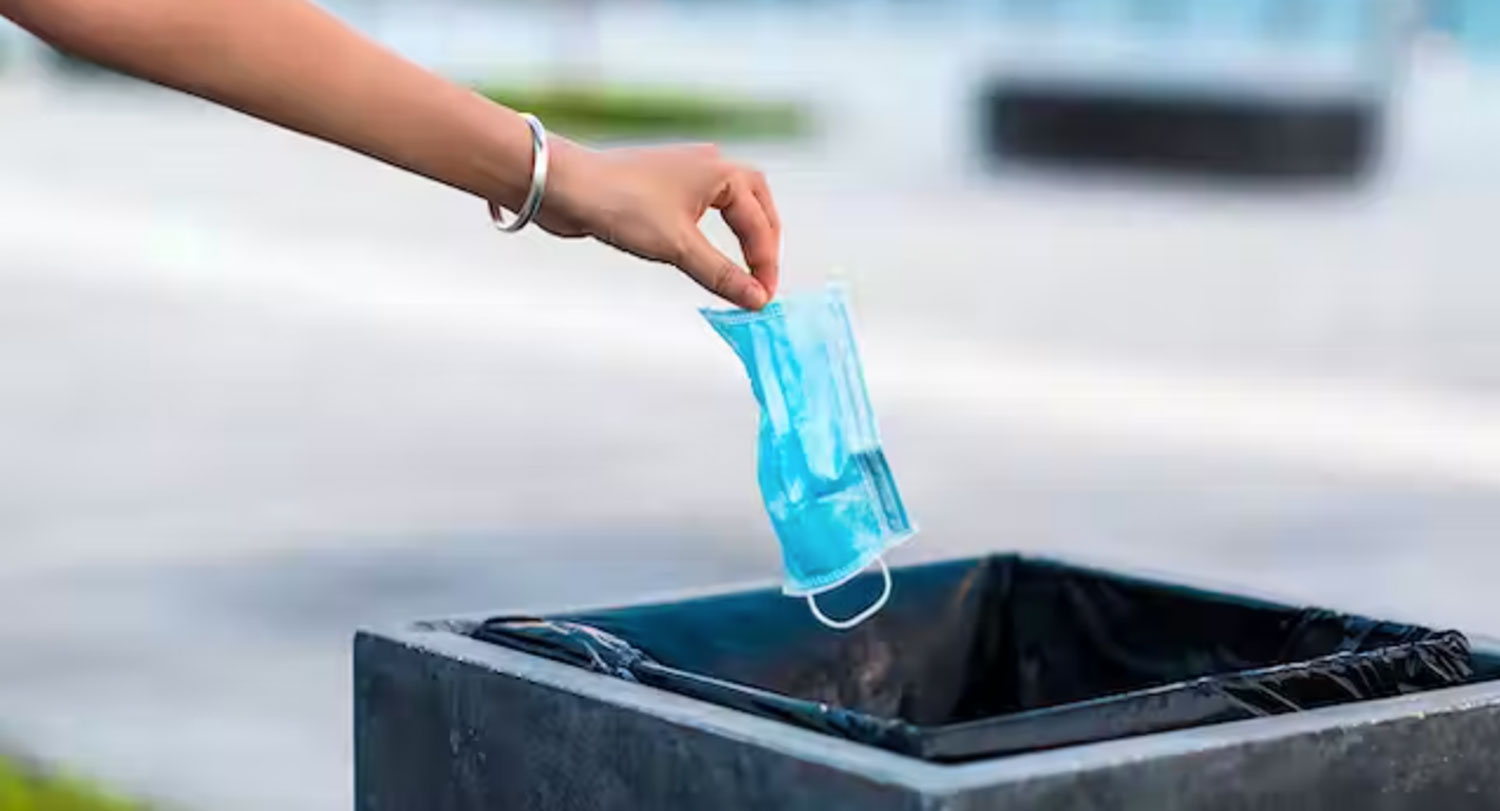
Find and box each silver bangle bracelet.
[488,113,549,233]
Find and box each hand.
[540,139,781,310]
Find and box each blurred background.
[3,0,1500,807]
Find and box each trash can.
[354,554,1500,811]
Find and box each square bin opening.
[473,555,1473,762]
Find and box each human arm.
[0,0,780,308]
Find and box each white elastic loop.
[806,558,891,631]
[488,113,549,233]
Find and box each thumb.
[677,229,770,310]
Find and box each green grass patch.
[473,83,810,141]
[0,757,146,811]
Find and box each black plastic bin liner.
[473,555,1472,762]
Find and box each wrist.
[543,136,602,232]
[470,103,542,211]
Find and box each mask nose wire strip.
[806,558,892,630]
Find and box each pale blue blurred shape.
[1441,0,1500,57]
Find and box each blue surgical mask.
[703,283,916,630]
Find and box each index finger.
[750,170,781,238]
[715,170,781,301]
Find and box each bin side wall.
[354,632,932,811]
[947,701,1500,811]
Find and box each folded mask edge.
[698,300,786,326]
[699,281,849,325]
[780,525,919,597]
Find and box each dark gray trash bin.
[355,554,1500,811]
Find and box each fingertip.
[754,258,780,302]
[681,231,769,311]
[739,280,770,311]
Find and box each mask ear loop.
[806,558,892,630]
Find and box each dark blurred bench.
[980,81,1383,180]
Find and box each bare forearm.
[2,0,537,208]
[0,0,783,309]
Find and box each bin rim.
[360,622,1500,796]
